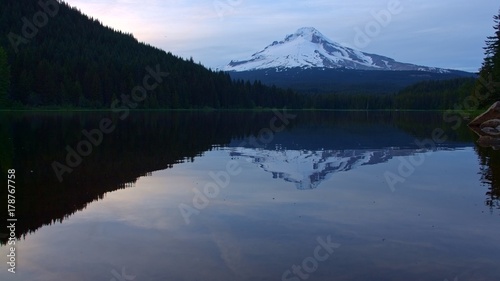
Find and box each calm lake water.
[0,111,499,281]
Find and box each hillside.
[228,68,474,95]
[0,0,303,109]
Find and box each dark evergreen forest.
[476,9,500,106]
[0,0,306,109]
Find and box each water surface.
[0,111,499,281]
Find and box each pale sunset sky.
[65,0,499,72]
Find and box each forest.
[0,0,309,109]
[0,1,498,110]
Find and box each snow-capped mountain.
[228,147,438,190]
[225,27,450,73]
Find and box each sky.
[65,0,499,72]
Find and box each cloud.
[65,0,499,71]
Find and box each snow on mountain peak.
[296,27,319,35]
[225,27,451,73]
[290,27,325,41]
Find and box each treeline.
[229,68,474,95]
[392,78,476,109]
[476,9,500,106]
[307,78,476,110]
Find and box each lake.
[0,111,499,281]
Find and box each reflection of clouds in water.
[204,218,273,279]
[206,219,243,276]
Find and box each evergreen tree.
[0,46,10,107]
[478,9,500,105]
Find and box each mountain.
[224,27,474,94]
[225,27,453,73]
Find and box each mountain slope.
[0,0,303,109]
[228,68,474,94]
[225,27,453,73]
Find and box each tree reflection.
[0,111,281,244]
[475,145,500,210]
